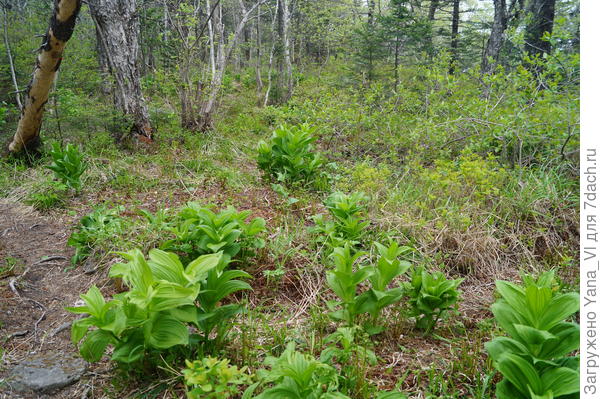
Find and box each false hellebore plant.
[67,248,250,365]
[485,271,580,399]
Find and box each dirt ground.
[0,201,111,399]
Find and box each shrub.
[257,124,328,189]
[46,142,87,193]
[183,357,253,399]
[485,270,579,399]
[404,266,463,334]
[319,326,377,395]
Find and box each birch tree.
[8,0,81,153]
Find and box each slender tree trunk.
[449,0,460,74]
[199,0,263,130]
[95,24,112,96]
[2,6,22,110]
[426,0,439,57]
[206,0,216,76]
[8,0,81,153]
[525,0,556,58]
[264,0,279,106]
[89,0,152,140]
[481,0,507,74]
[255,2,263,92]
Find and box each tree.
[88,0,153,140]
[8,0,81,153]
[524,0,556,58]
[449,0,460,73]
[481,0,507,74]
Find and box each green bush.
[485,271,579,399]
[404,266,463,334]
[68,248,249,367]
[326,242,410,335]
[244,342,350,399]
[257,124,328,189]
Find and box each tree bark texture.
[481,0,507,74]
[89,0,152,139]
[525,0,556,58]
[449,0,460,74]
[8,0,81,153]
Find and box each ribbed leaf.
[144,314,189,349]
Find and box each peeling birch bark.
[8,0,81,153]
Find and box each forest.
[0,0,581,398]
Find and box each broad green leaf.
[79,329,114,362]
[144,314,189,349]
[147,249,187,285]
[497,353,543,395]
[538,293,579,330]
[541,366,579,397]
[185,253,221,283]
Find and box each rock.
[5,352,87,394]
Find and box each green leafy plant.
[311,192,370,253]
[67,205,124,265]
[183,357,253,399]
[46,142,87,193]
[257,123,328,188]
[325,245,372,326]
[319,327,376,395]
[355,242,411,334]
[326,242,410,334]
[404,266,463,334]
[485,271,579,399]
[67,249,223,366]
[160,202,266,264]
[194,254,252,353]
[244,342,350,399]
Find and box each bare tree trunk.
[525,0,556,58]
[282,0,292,101]
[2,5,22,110]
[255,2,263,92]
[264,0,279,106]
[449,0,460,74]
[268,0,292,105]
[426,0,439,58]
[199,0,263,130]
[89,0,152,140]
[481,0,507,74]
[8,0,81,153]
[206,0,216,76]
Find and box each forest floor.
[0,174,545,398]
[0,72,579,398]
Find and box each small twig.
[34,255,68,264]
[50,321,72,337]
[9,278,20,297]
[7,330,29,340]
[34,311,46,332]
